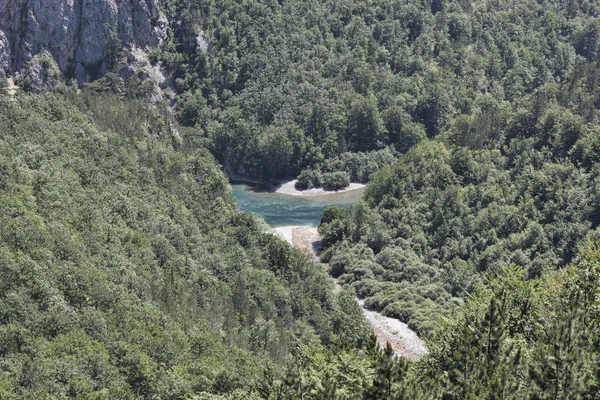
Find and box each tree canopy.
[4,0,600,397]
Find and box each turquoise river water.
[231,183,364,227]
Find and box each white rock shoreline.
[272,226,294,244]
[272,225,321,250]
[274,180,366,197]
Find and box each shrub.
[329,249,354,277]
[295,169,322,190]
[321,171,350,190]
[382,302,413,322]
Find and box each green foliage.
[363,336,410,400]
[322,105,600,334]
[0,92,368,398]
[294,148,398,191]
[321,171,351,191]
[383,106,427,153]
[176,89,208,127]
[255,338,375,399]
[263,245,600,399]
[104,26,125,71]
[414,247,600,399]
[323,148,398,183]
[295,169,322,190]
[8,0,600,396]
[160,0,600,184]
[319,207,353,251]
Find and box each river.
[231,181,428,359]
[230,183,363,227]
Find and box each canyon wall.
[0,0,168,84]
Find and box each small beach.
[272,225,321,251]
[274,180,366,198]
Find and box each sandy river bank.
[274,180,366,198]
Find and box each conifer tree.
[364,336,406,400]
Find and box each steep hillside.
[0,89,367,398]
[163,0,600,181]
[319,60,600,335]
[2,0,600,398]
[0,0,167,95]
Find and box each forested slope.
[160,0,600,183]
[3,0,600,398]
[292,0,600,335]
[253,246,600,399]
[319,62,600,336]
[0,89,367,398]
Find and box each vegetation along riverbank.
[3,0,600,397]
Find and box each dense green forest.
[312,0,600,334]
[157,0,600,184]
[320,121,600,335]
[157,0,600,336]
[3,0,600,398]
[0,90,368,398]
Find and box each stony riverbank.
[273,225,322,251]
[358,300,429,360]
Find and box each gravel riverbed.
[273,225,429,359]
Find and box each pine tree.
[364,336,406,400]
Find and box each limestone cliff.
[0,0,168,85]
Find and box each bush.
[329,248,354,277]
[321,148,398,183]
[295,169,322,190]
[320,206,350,225]
[321,171,350,190]
[382,302,413,323]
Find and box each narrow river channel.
[231,181,428,359]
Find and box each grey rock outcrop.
[26,50,61,89]
[0,0,168,83]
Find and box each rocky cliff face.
[0,0,168,84]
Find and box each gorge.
[3,0,600,397]
[231,181,429,359]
